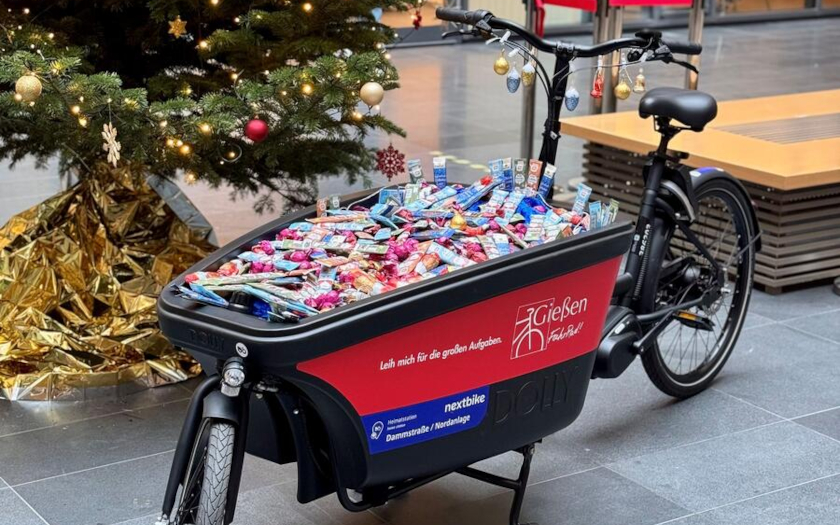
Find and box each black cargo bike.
[155,7,760,525]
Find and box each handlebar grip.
[663,40,702,55]
[435,7,490,25]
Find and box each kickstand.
[456,443,537,525]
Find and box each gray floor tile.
[666,474,840,525]
[14,451,174,525]
[0,400,188,486]
[712,324,840,418]
[794,407,840,442]
[0,489,47,525]
[557,362,780,463]
[748,287,839,322]
[783,310,840,345]
[742,311,775,330]
[0,383,192,438]
[377,467,688,525]
[367,441,600,524]
[230,483,383,525]
[608,422,840,513]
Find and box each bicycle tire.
[641,176,756,398]
[196,422,235,525]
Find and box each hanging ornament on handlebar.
[564,87,580,111]
[634,68,646,94]
[614,52,633,101]
[614,81,631,101]
[494,50,510,75]
[506,67,521,93]
[521,62,536,87]
[590,57,604,99]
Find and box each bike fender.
[202,390,243,425]
[679,165,762,252]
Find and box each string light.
[78,116,88,127]
[175,139,184,147]
[210,0,220,5]
[384,52,391,60]
[184,170,198,185]
[70,105,81,115]
[301,83,313,95]
[159,120,168,128]
[14,93,22,102]
[179,144,191,155]
[198,40,209,50]
[230,72,239,81]
[302,2,313,13]
[166,138,176,147]
[352,110,363,121]
[226,150,237,159]
[23,8,30,15]
[199,123,212,134]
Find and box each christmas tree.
[0,0,410,400]
[0,0,408,211]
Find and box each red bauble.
[245,119,269,142]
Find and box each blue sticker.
[361,387,489,454]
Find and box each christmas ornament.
[360,81,385,107]
[564,87,580,111]
[245,119,269,143]
[614,81,631,100]
[521,62,536,87]
[184,170,199,185]
[634,68,646,93]
[15,74,42,102]
[371,7,383,22]
[101,123,121,168]
[493,52,510,76]
[168,16,188,39]
[411,9,423,30]
[506,67,521,93]
[591,57,604,99]
[614,53,633,100]
[220,142,243,163]
[375,143,405,181]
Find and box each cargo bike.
[156,8,760,525]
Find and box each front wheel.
[173,421,235,525]
[641,176,756,398]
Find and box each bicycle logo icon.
[511,299,556,359]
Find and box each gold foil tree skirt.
[0,163,216,401]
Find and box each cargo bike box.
[157,187,633,524]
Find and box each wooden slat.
[582,142,840,291]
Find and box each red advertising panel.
[298,256,621,416]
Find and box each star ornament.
[102,123,122,168]
[168,16,188,39]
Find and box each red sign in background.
[298,257,622,416]
[539,0,691,13]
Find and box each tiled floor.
[0,287,838,525]
[1,17,840,525]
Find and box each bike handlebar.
[436,7,702,57]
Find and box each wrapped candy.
[178,156,618,322]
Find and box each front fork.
[158,358,250,525]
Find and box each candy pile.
[175,157,620,323]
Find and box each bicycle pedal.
[674,310,714,331]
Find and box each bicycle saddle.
[639,87,718,131]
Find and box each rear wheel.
[641,177,755,398]
[173,421,235,525]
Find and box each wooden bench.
[561,89,840,294]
